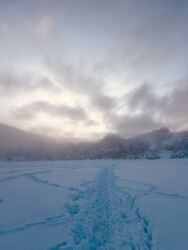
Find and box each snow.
[0,159,188,249]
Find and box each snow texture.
[0,159,188,249]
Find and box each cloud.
[79,0,188,87]
[100,79,188,137]
[126,80,188,131]
[14,101,88,122]
[90,94,117,111]
[127,84,159,112]
[46,61,188,137]
[47,60,118,112]
[1,0,188,138]
[48,61,101,94]
[34,11,55,38]
[107,112,161,138]
[84,119,98,127]
[0,70,60,96]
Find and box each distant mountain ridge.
[0,124,188,160]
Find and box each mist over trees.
[0,124,188,160]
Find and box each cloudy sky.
[0,0,188,139]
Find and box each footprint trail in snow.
[50,168,153,250]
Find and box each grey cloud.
[127,83,161,113]
[0,71,60,96]
[1,0,188,139]
[161,83,188,129]
[14,101,87,121]
[91,94,117,111]
[84,119,98,127]
[108,113,161,138]
[126,81,188,131]
[48,61,101,94]
[48,61,118,112]
[102,79,188,137]
[88,0,188,86]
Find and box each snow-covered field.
[0,160,188,250]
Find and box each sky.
[0,0,188,140]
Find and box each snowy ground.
[0,160,188,250]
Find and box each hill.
[0,124,188,160]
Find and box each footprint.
[65,203,80,217]
[49,240,67,250]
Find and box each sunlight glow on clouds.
[0,0,188,139]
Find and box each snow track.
[51,168,153,250]
[1,160,188,250]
